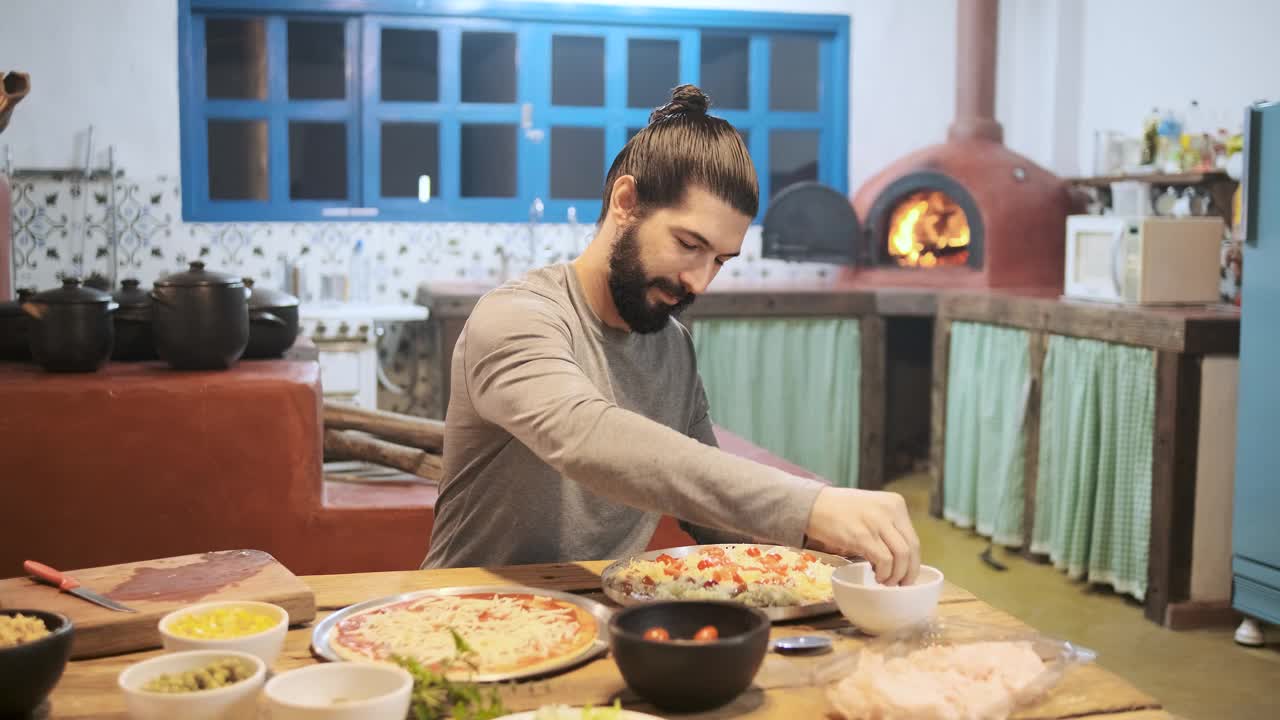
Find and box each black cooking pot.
[0,287,37,361]
[243,278,300,359]
[110,278,157,361]
[21,278,117,373]
[150,261,249,370]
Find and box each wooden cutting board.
[0,549,316,659]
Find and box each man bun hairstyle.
[598,84,757,224]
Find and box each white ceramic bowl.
[158,600,289,666]
[118,649,266,720]
[263,662,413,720]
[830,562,944,635]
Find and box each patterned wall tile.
[9,172,842,415]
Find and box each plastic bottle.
[349,239,371,303]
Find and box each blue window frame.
[179,0,849,223]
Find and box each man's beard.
[607,221,695,334]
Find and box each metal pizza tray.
[600,543,854,621]
[309,584,613,683]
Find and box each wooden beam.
[859,315,886,490]
[1164,599,1241,630]
[929,314,953,517]
[323,402,445,452]
[1021,331,1048,554]
[323,429,444,482]
[1146,351,1202,625]
[941,292,1240,355]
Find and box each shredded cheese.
[611,545,836,607]
[330,593,593,673]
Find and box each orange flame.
[885,190,970,268]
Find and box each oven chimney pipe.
[948,0,1003,144]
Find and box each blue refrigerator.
[1233,100,1280,624]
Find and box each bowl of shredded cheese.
[159,600,289,666]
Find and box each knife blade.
[23,560,138,613]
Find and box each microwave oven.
[1063,215,1225,304]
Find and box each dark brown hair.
[597,84,758,223]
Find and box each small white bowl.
[263,662,413,720]
[159,600,289,666]
[830,562,944,636]
[118,649,266,720]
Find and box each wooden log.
[323,429,443,482]
[323,401,445,453]
[858,315,886,490]
[1146,351,1201,626]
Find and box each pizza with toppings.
[327,591,599,676]
[607,544,838,608]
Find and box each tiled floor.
[891,471,1280,720]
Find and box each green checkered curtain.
[1032,335,1155,601]
[942,322,1031,546]
[692,318,861,488]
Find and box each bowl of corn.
[158,601,289,666]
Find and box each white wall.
[1073,0,1280,175]
[0,0,966,193]
[5,0,1278,191]
[0,0,180,178]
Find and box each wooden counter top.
[47,560,1170,719]
[416,278,1238,353]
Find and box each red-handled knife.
[23,560,137,613]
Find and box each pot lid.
[154,260,244,288]
[243,277,300,309]
[112,278,151,309]
[761,181,861,265]
[31,277,113,305]
[0,288,37,317]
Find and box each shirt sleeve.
[462,293,823,547]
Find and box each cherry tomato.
[693,625,719,642]
[643,627,670,641]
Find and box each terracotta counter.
[0,359,433,578]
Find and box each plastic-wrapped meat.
[827,641,1046,720]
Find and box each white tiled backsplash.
[8,172,838,417]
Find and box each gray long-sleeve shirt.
[421,263,825,568]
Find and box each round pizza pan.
[310,584,613,682]
[599,543,854,621]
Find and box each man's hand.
[805,486,921,586]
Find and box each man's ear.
[608,175,639,225]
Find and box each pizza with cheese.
[608,544,837,608]
[327,591,599,676]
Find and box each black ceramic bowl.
[608,600,770,712]
[0,609,74,716]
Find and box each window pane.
[205,18,266,99]
[552,35,604,107]
[289,122,348,200]
[381,123,439,198]
[626,127,643,144]
[551,127,604,199]
[628,38,679,109]
[461,32,516,104]
[461,124,517,197]
[381,28,438,102]
[288,21,346,100]
[769,130,819,197]
[738,129,750,152]
[208,119,268,200]
[770,36,820,111]
[700,35,748,110]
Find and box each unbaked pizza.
[609,544,837,607]
[327,591,598,675]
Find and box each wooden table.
[45,561,1171,719]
